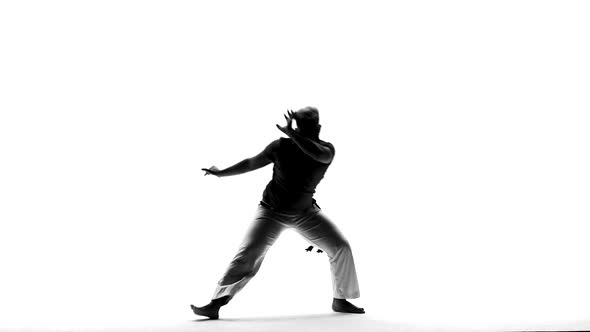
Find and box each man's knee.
[325,240,351,257]
[238,244,267,260]
[225,246,266,274]
[220,257,259,285]
[337,240,352,253]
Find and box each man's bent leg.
[211,207,285,300]
[294,209,361,300]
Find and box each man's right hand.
[202,166,222,176]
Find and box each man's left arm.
[276,111,334,164]
[288,131,334,164]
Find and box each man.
[192,107,364,319]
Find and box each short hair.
[295,107,320,135]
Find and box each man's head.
[294,106,321,139]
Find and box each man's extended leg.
[294,208,364,313]
[192,206,286,319]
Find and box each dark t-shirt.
[261,137,334,214]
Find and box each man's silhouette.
[192,107,364,319]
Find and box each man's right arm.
[209,140,279,177]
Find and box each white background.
[1,1,589,330]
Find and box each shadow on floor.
[188,313,433,332]
[193,312,341,322]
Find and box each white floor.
[4,316,590,332]
[3,307,590,332]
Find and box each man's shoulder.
[319,139,333,146]
[263,139,283,158]
[277,137,334,152]
[319,140,335,151]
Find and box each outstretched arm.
[276,110,334,164]
[202,140,277,177]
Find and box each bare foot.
[332,298,365,314]
[191,296,231,320]
[190,303,220,320]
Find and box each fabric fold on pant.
[211,204,360,300]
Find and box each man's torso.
[261,138,333,213]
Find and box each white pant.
[212,203,361,300]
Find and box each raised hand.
[276,109,296,136]
[201,166,222,177]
